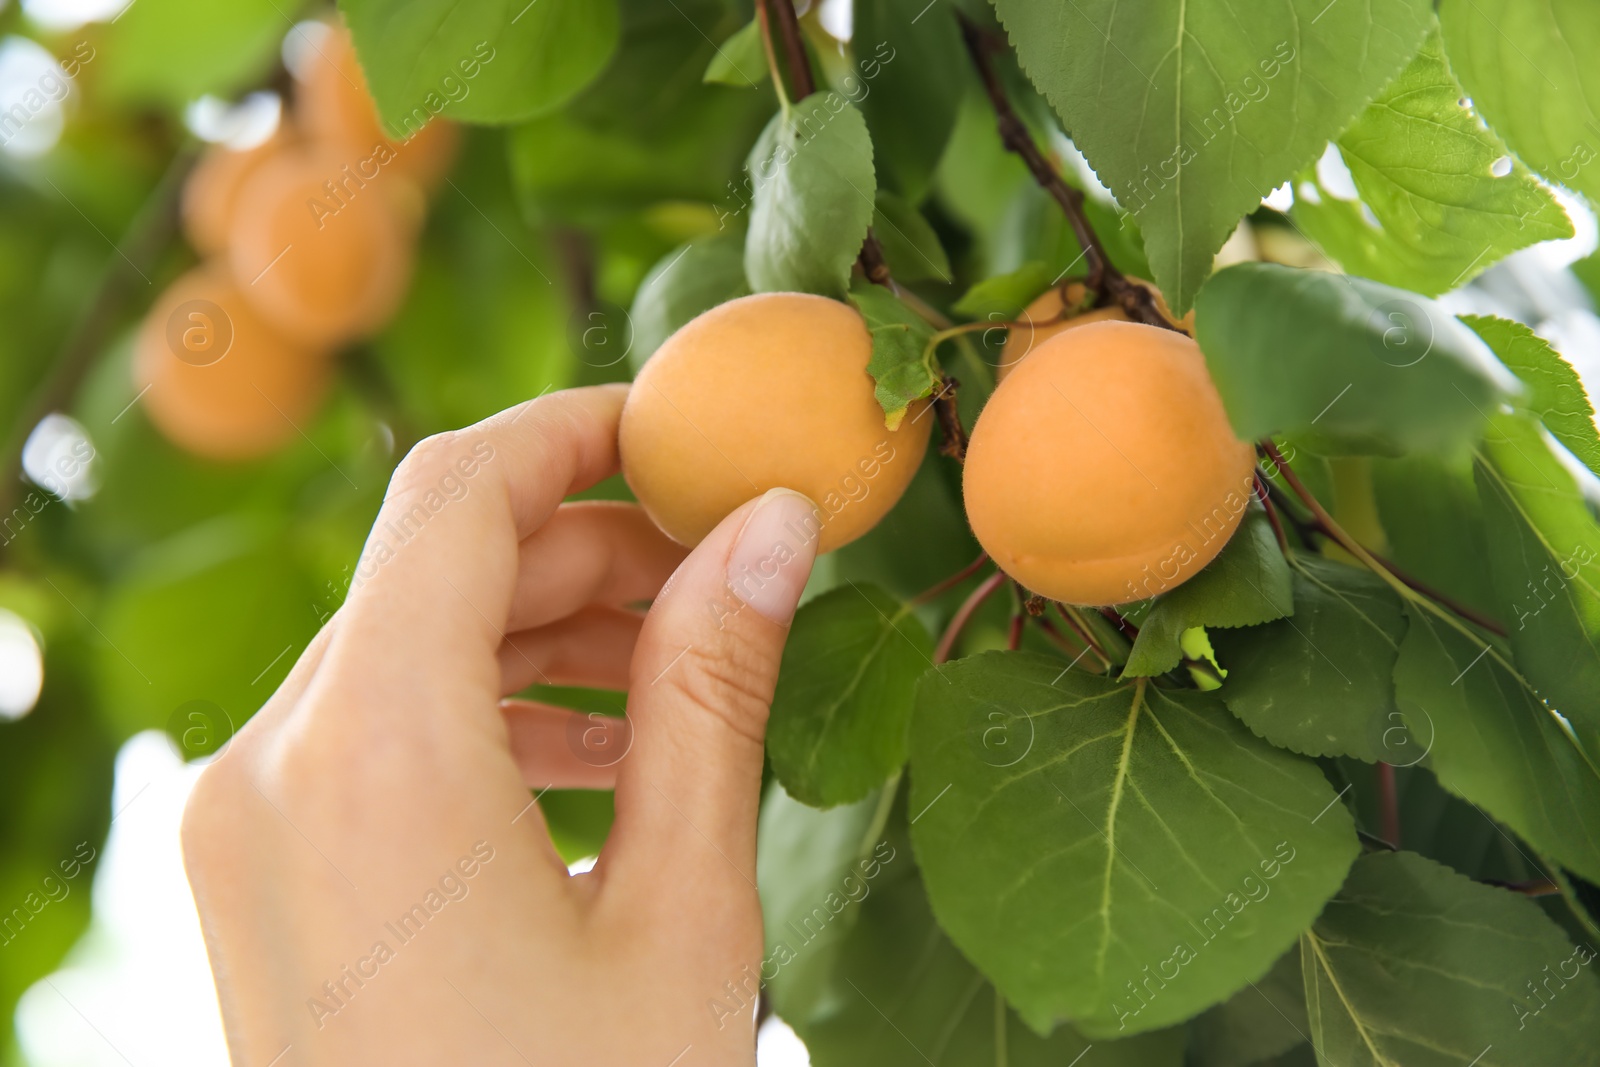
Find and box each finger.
[507,501,686,633]
[604,488,819,896]
[500,700,628,790]
[321,385,628,711]
[497,605,643,695]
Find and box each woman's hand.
[181,385,819,1066]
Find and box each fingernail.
[727,489,820,624]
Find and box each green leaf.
[853,0,966,202]
[1303,850,1600,1067]
[757,784,893,1023]
[745,93,877,297]
[100,0,304,106]
[1124,509,1293,678]
[1466,316,1600,478]
[768,584,932,808]
[1188,945,1308,1067]
[703,20,768,88]
[1194,263,1520,455]
[872,193,952,284]
[94,517,321,739]
[340,0,620,132]
[1439,0,1600,209]
[1371,454,1499,618]
[628,234,750,374]
[790,853,1187,1066]
[1292,30,1572,297]
[1475,414,1600,752]
[909,651,1360,1037]
[848,278,941,429]
[1211,556,1408,764]
[992,0,1433,312]
[952,262,1055,321]
[1393,604,1600,884]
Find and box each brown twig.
[935,570,1008,664]
[954,12,1174,331]
[0,143,198,527]
[762,0,814,99]
[930,376,969,461]
[1253,472,1290,555]
[1485,878,1561,898]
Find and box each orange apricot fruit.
[963,320,1255,606]
[228,149,415,348]
[294,23,460,193]
[619,293,932,552]
[997,279,1196,382]
[134,269,330,460]
[182,129,293,257]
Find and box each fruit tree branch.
[760,0,814,99]
[0,143,197,531]
[955,12,1175,332]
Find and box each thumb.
[603,488,819,894]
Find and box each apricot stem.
[1054,603,1115,669]
[955,12,1176,332]
[911,552,991,606]
[1007,612,1025,651]
[1253,473,1292,558]
[1376,762,1401,849]
[935,570,1007,664]
[1034,613,1112,672]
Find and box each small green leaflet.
[849,278,941,429]
[1124,509,1294,678]
[628,234,750,373]
[1194,264,1520,455]
[1475,413,1600,754]
[1466,316,1600,478]
[1292,29,1572,297]
[1392,604,1600,884]
[909,652,1359,1037]
[1188,946,1308,1067]
[745,93,877,297]
[853,0,965,203]
[1303,850,1600,1067]
[340,0,620,133]
[703,20,767,88]
[1211,555,1407,764]
[1439,0,1600,210]
[767,583,933,808]
[991,0,1432,312]
[872,192,951,284]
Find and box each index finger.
[324,385,629,702]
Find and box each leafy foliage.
[909,652,1359,1037]
[1291,29,1572,296]
[1303,850,1600,1066]
[745,93,877,297]
[767,584,932,807]
[1467,316,1600,478]
[849,278,941,429]
[1195,264,1520,455]
[993,0,1432,311]
[1211,555,1407,764]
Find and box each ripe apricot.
[295,23,460,192]
[997,283,1125,381]
[228,149,415,348]
[963,321,1255,606]
[619,293,931,552]
[182,129,291,257]
[134,269,330,460]
[997,279,1195,381]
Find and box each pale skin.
[181,385,820,1066]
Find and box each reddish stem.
[912,553,991,605]
[1376,762,1401,848]
[935,571,1007,664]
[1253,472,1290,554]
[1098,606,1140,641]
[1007,613,1025,651]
